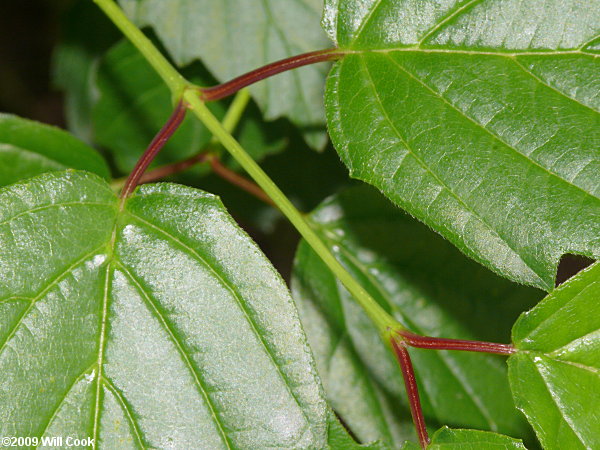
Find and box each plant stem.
[391,339,429,449]
[200,50,344,101]
[92,0,187,96]
[398,330,516,355]
[120,100,187,202]
[183,90,399,334]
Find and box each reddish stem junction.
[391,331,516,448]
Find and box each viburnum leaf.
[509,261,600,449]
[292,186,540,444]
[0,114,110,186]
[0,171,328,448]
[118,0,331,149]
[323,0,600,290]
[402,427,526,449]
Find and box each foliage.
[0,0,597,448]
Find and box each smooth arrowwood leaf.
[117,0,331,149]
[508,261,600,449]
[0,114,110,186]
[0,170,328,448]
[403,426,526,449]
[292,186,541,444]
[323,0,600,290]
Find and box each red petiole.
[120,100,187,201]
[200,49,344,102]
[391,338,430,449]
[398,330,516,355]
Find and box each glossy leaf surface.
[292,186,540,444]
[0,171,327,448]
[0,114,110,186]
[509,262,600,449]
[324,0,600,290]
[118,0,331,149]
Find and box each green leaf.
[293,186,540,444]
[0,170,328,448]
[324,0,600,290]
[509,261,600,449]
[404,426,526,449]
[0,114,110,186]
[118,0,331,149]
[327,410,389,449]
[93,39,219,174]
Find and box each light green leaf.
[0,170,328,448]
[324,0,600,290]
[293,186,540,444]
[118,0,331,149]
[0,114,110,186]
[509,261,600,449]
[404,426,526,449]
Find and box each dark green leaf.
[293,186,541,444]
[509,262,600,449]
[0,114,110,186]
[118,0,331,149]
[324,0,600,290]
[0,171,328,448]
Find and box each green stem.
[183,91,399,334]
[95,0,401,336]
[93,0,187,96]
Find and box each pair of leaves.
[323,0,600,291]
[118,0,331,149]
[0,171,336,448]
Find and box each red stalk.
[200,49,344,102]
[120,100,187,200]
[391,338,430,449]
[398,330,516,355]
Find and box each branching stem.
[200,49,344,101]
